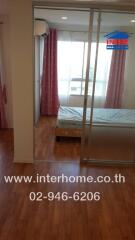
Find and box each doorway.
[33,6,135,164]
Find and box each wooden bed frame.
[55,126,82,140]
[55,122,135,140]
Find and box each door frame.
[32,2,135,165]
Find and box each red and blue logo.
[105,31,129,50]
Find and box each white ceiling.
[34,8,135,29]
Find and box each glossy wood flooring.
[0,128,135,239]
[35,117,135,162]
[35,117,81,161]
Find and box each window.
[58,40,112,98]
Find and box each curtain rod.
[57,29,107,34]
[57,29,134,35]
[34,6,135,14]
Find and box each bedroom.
[0,1,135,239]
[34,7,135,163]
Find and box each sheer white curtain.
[92,42,112,107]
[57,30,112,108]
[57,31,88,106]
[57,39,72,106]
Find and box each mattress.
[57,106,135,128]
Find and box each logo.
[105,31,129,50]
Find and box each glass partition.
[34,7,135,164]
[34,7,90,161]
[81,10,135,164]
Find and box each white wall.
[123,27,135,109]
[9,0,34,163]
[0,15,13,128]
[0,0,12,127]
[35,36,41,124]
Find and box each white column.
[9,0,34,163]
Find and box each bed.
[55,106,135,139]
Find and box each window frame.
[69,41,110,97]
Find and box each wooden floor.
[0,126,135,239]
[35,117,135,162]
[35,117,81,161]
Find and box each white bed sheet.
[57,106,135,128]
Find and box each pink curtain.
[41,29,59,116]
[0,26,7,129]
[105,50,126,108]
[0,77,7,128]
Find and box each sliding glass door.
[34,6,135,164]
[81,10,101,161]
[81,10,135,164]
[34,7,91,161]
